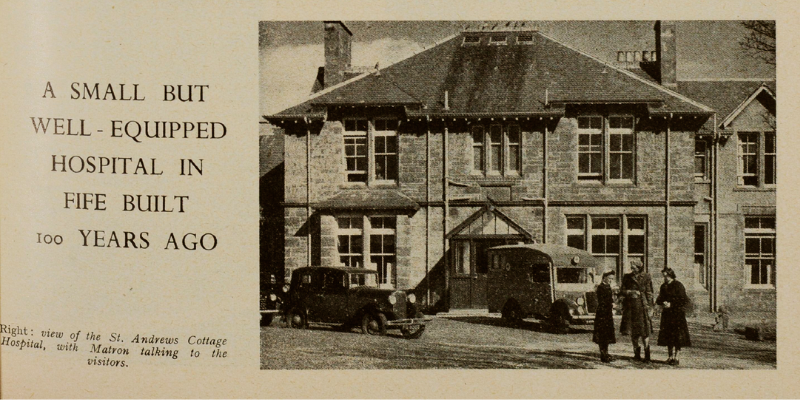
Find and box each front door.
[450,239,506,309]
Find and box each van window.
[530,263,550,283]
[557,268,592,283]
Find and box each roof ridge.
[272,33,461,115]
[535,31,714,113]
[680,78,776,82]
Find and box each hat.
[630,259,643,268]
[601,270,616,279]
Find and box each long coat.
[592,282,616,345]
[656,280,692,347]
[619,271,653,337]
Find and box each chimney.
[323,21,352,88]
[655,21,677,88]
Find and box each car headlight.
[408,293,416,304]
[576,296,585,306]
[577,306,585,315]
[269,293,277,301]
[388,293,397,305]
[282,284,290,293]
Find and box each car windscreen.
[556,267,593,284]
[349,272,378,288]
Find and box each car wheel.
[287,309,307,329]
[549,309,571,334]
[501,301,523,326]
[361,312,388,336]
[401,324,425,339]
[260,314,274,327]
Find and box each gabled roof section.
[676,80,775,131]
[447,203,533,240]
[719,83,775,128]
[268,30,714,120]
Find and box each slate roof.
[675,80,775,133]
[316,189,420,211]
[259,131,284,178]
[268,31,712,120]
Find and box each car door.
[316,270,350,323]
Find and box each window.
[765,132,776,185]
[745,216,775,288]
[566,215,647,280]
[454,241,471,275]
[738,133,758,186]
[695,139,709,181]
[343,118,398,184]
[738,131,776,187]
[471,124,522,175]
[463,35,480,45]
[369,216,396,287]
[516,34,533,44]
[489,35,507,45]
[577,115,635,183]
[695,224,709,289]
[609,116,634,180]
[337,216,363,268]
[336,215,397,287]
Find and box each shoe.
[601,354,610,363]
[634,347,642,361]
[606,354,615,362]
[644,346,651,363]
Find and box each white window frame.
[695,138,710,182]
[695,223,709,290]
[516,33,534,45]
[488,35,507,45]
[470,123,522,176]
[335,215,397,288]
[608,116,635,182]
[566,214,647,281]
[343,118,399,185]
[738,132,759,187]
[744,216,776,289]
[577,115,636,184]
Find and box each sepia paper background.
[0,0,797,397]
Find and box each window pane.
[610,154,621,179]
[567,217,585,230]
[745,237,760,254]
[745,217,760,229]
[474,147,484,171]
[621,153,633,179]
[509,145,519,172]
[490,146,501,171]
[592,235,606,253]
[568,235,585,250]
[356,120,367,131]
[605,218,620,230]
[628,235,645,254]
[606,235,620,253]
[628,218,644,230]
[579,153,590,174]
[590,153,602,174]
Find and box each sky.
[259,21,775,119]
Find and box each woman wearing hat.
[656,268,692,365]
[593,270,616,363]
[619,259,654,362]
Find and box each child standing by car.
[593,270,617,363]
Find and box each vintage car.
[259,272,286,326]
[486,243,599,333]
[283,266,430,339]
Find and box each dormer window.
[463,36,480,45]
[489,35,507,45]
[516,34,533,44]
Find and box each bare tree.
[740,21,775,65]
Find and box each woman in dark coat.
[593,270,616,363]
[656,268,692,365]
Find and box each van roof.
[488,243,597,269]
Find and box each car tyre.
[549,308,571,334]
[401,324,425,339]
[260,314,274,327]
[287,308,307,329]
[501,300,523,326]
[361,312,388,336]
